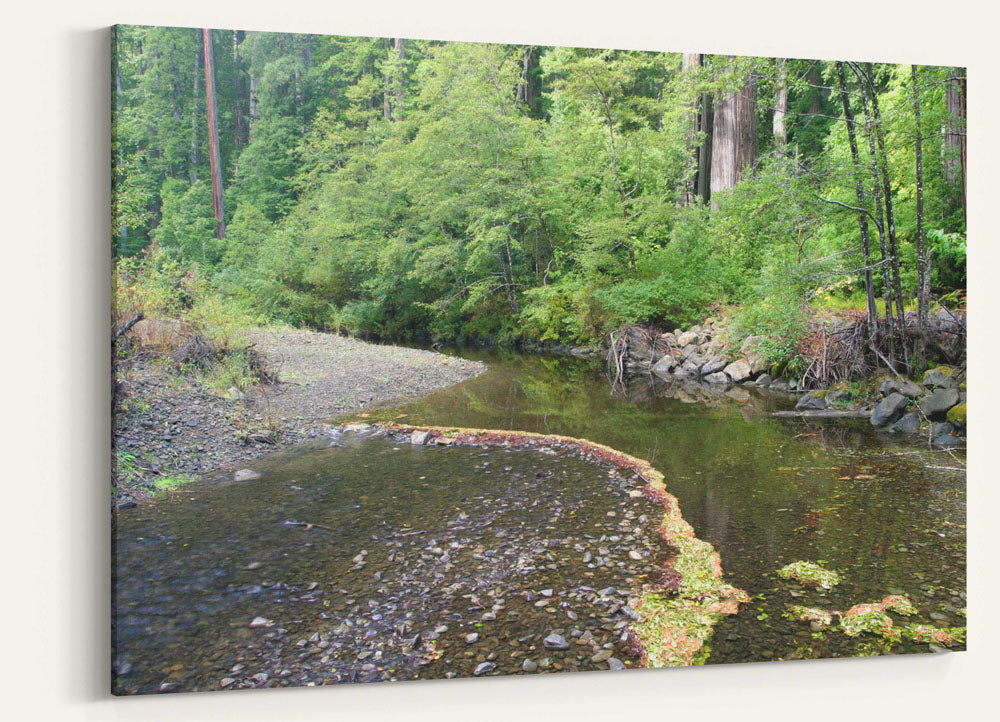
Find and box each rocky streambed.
[112,425,738,694]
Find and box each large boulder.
[922,367,958,389]
[796,390,828,411]
[723,359,752,383]
[626,327,654,363]
[890,412,921,434]
[878,378,924,398]
[740,335,768,375]
[680,343,702,359]
[676,330,699,347]
[918,388,960,420]
[871,392,908,427]
[658,331,677,347]
[700,356,728,376]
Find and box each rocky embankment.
[112,329,485,506]
[619,316,966,448]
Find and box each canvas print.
[111,24,967,695]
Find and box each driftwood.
[114,312,145,341]
[772,410,871,419]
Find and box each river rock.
[704,371,730,385]
[723,359,752,383]
[933,433,964,447]
[235,469,262,481]
[740,335,768,375]
[890,412,921,434]
[410,430,432,445]
[796,390,828,411]
[607,658,626,671]
[681,344,701,359]
[871,392,908,427]
[676,330,698,347]
[922,367,958,389]
[755,373,772,387]
[651,355,676,378]
[658,332,677,347]
[544,633,570,649]
[879,378,924,398]
[700,356,728,375]
[466,632,479,644]
[522,659,538,672]
[918,388,960,420]
[930,421,954,438]
[474,662,496,676]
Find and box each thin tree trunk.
[202,28,225,240]
[393,38,406,121]
[912,65,930,335]
[232,30,247,150]
[773,58,788,150]
[835,62,877,334]
[679,53,702,205]
[864,63,905,335]
[697,93,712,204]
[517,46,534,104]
[850,62,894,334]
[383,38,393,121]
[113,31,127,254]
[248,73,259,141]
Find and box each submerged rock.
[234,468,262,481]
[543,633,570,650]
[890,412,921,434]
[797,390,828,411]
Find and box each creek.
[112,351,966,693]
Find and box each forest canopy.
[112,26,967,348]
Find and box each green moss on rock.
[947,403,967,425]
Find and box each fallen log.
[772,410,871,419]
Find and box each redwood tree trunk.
[202,28,225,240]
[710,67,756,203]
[944,68,967,224]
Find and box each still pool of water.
[113,351,966,693]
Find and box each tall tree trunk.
[202,28,225,240]
[383,38,393,121]
[697,93,712,204]
[773,58,788,150]
[678,53,702,205]
[710,66,756,204]
[517,46,534,104]
[190,34,202,182]
[863,63,905,335]
[113,30,127,254]
[232,30,247,150]
[835,62,877,334]
[851,62,894,335]
[393,38,406,121]
[944,68,966,225]
[911,65,930,336]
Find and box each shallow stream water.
[113,351,966,693]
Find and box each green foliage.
[113,26,967,347]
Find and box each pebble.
[474,662,496,676]
[249,616,270,628]
[466,633,479,644]
[522,659,538,672]
[220,677,235,688]
[544,633,570,650]
[607,658,626,671]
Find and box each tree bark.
[710,65,756,204]
[517,46,534,105]
[912,65,930,334]
[773,58,788,150]
[944,68,966,224]
[393,38,406,121]
[850,62,894,334]
[383,38,393,121]
[835,62,877,333]
[678,53,702,205]
[202,28,226,240]
[232,30,247,150]
[863,63,905,334]
[190,32,202,182]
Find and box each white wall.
[1,2,995,720]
